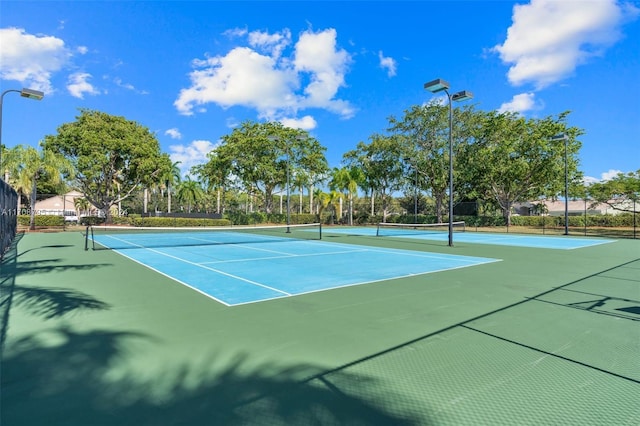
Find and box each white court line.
[200,248,371,265]
[96,234,501,306]
[98,234,292,297]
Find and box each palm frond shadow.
[2,327,423,425]
[13,286,110,319]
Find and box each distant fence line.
[0,179,18,260]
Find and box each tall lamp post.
[551,133,569,235]
[269,135,305,233]
[403,157,418,222]
[0,88,45,178]
[424,79,472,247]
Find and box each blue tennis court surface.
[325,227,614,249]
[91,232,499,306]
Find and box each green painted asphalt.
[1,230,638,425]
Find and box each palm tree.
[3,146,30,214]
[11,144,74,230]
[164,161,182,213]
[314,188,341,225]
[74,197,91,216]
[330,166,364,226]
[176,177,204,213]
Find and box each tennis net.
[376,221,466,237]
[85,223,322,251]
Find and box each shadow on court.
[2,327,419,426]
[2,231,639,425]
[1,233,421,425]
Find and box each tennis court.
[2,228,638,425]
[87,224,499,306]
[330,223,615,249]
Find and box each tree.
[388,102,450,222]
[464,111,583,226]
[313,188,341,224]
[295,135,330,214]
[74,197,91,216]
[8,144,74,229]
[199,121,328,215]
[176,177,204,213]
[387,101,480,223]
[329,166,364,225]
[343,134,405,222]
[588,170,640,213]
[163,161,182,213]
[193,151,234,215]
[43,109,171,223]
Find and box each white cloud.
[294,28,355,117]
[279,115,317,130]
[247,29,291,60]
[67,72,100,99]
[174,46,298,117]
[175,27,355,121]
[584,169,624,184]
[498,92,540,113]
[601,169,623,181]
[165,128,182,139]
[77,46,89,55]
[494,0,639,88]
[378,51,397,77]
[0,27,70,93]
[112,77,148,94]
[169,140,217,176]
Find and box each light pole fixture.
[0,88,45,177]
[424,78,473,247]
[551,133,570,235]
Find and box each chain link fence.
[1,179,18,259]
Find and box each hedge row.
[224,212,318,225]
[510,214,636,227]
[18,215,64,226]
[17,213,637,229]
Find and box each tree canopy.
[463,110,583,224]
[588,170,640,213]
[43,109,171,222]
[196,121,328,214]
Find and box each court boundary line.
[99,235,294,301]
[323,227,616,250]
[227,257,640,409]
[95,234,501,306]
[229,257,501,307]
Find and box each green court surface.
[1,230,638,425]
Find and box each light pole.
[0,88,45,178]
[414,165,418,223]
[551,133,569,235]
[403,157,418,222]
[424,78,472,247]
[268,135,305,233]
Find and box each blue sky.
[1,0,639,183]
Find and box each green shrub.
[18,215,64,226]
[130,217,232,227]
[80,216,106,226]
